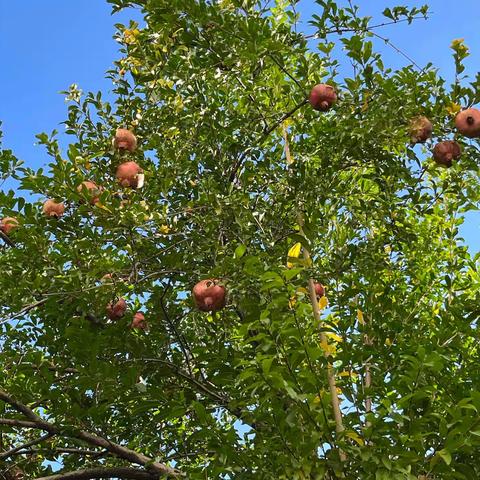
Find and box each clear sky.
[1,0,480,251]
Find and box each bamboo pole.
[283,122,345,461]
[301,237,346,462]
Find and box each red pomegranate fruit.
[106,298,127,320]
[314,282,325,299]
[409,116,433,144]
[114,128,137,152]
[130,312,148,331]
[116,161,144,188]
[0,217,19,235]
[309,84,337,111]
[43,200,65,218]
[432,141,461,167]
[192,279,226,312]
[455,108,480,138]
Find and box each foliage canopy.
[2,1,480,479]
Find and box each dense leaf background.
[2,1,480,478]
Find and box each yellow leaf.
[357,309,365,325]
[446,102,461,115]
[451,38,465,49]
[159,224,171,234]
[288,242,302,258]
[94,202,112,213]
[318,295,328,310]
[385,338,392,346]
[287,242,302,268]
[288,296,297,309]
[320,339,336,357]
[361,91,371,112]
[345,430,365,446]
[313,391,326,404]
[325,332,343,343]
[303,256,312,268]
[339,370,358,379]
[296,287,309,295]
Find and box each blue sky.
[0,0,479,252]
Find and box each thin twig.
[0,432,53,459]
[228,98,308,182]
[305,16,428,39]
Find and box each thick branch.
[35,467,160,480]
[0,230,15,247]
[0,418,40,429]
[0,390,47,424]
[0,389,181,477]
[4,447,109,458]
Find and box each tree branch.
[35,467,161,480]
[305,15,428,39]
[228,98,309,182]
[133,358,228,405]
[0,229,15,247]
[4,447,109,458]
[0,389,181,477]
[0,432,53,459]
[0,298,49,325]
[0,418,40,429]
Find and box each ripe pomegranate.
[114,128,137,152]
[409,116,433,144]
[455,108,480,138]
[116,161,144,188]
[314,282,325,299]
[0,217,19,235]
[192,279,226,312]
[432,141,461,167]
[43,199,65,218]
[77,181,102,205]
[130,311,148,330]
[106,298,127,320]
[309,84,337,111]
